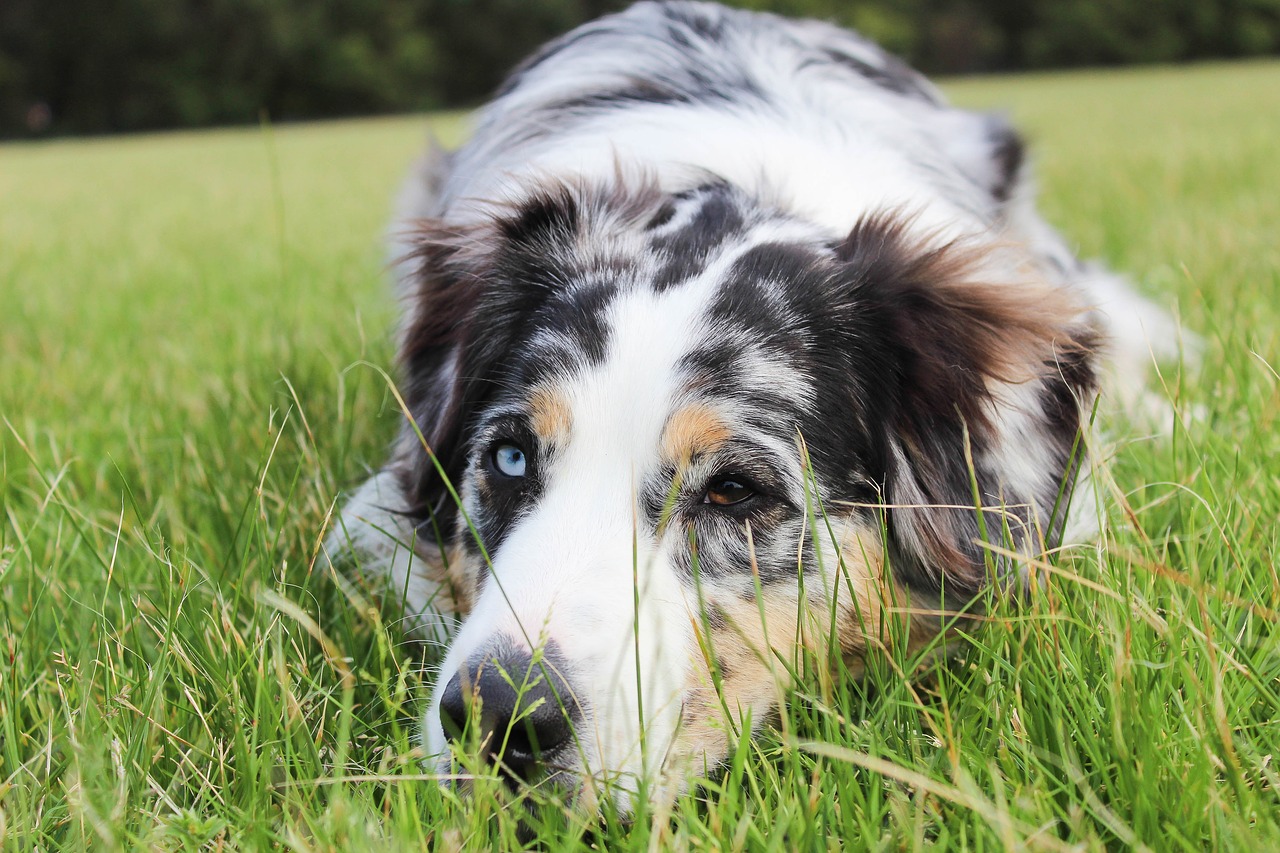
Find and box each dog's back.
[405,3,1021,236]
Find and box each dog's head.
[358,177,1098,809]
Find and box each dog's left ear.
[838,214,1101,604]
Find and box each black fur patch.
[1036,330,1100,542]
[986,117,1025,204]
[527,279,619,368]
[650,184,746,292]
[812,47,938,103]
[550,80,693,114]
[661,2,726,43]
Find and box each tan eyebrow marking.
[662,403,731,466]
[529,385,573,444]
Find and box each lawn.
[2,60,1278,850]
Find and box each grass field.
[3,60,1279,850]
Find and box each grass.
[2,60,1279,850]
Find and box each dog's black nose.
[439,643,577,780]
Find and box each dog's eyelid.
[476,412,540,453]
[478,409,528,436]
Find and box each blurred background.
[3,0,1279,138]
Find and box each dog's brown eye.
[704,478,755,506]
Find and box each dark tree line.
[3,0,1279,138]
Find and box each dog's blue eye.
[492,443,527,478]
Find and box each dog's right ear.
[368,185,597,545]
[390,219,493,537]
[390,197,583,535]
[322,219,489,623]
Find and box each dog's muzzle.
[438,640,581,783]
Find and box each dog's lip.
[434,732,646,812]
[433,741,583,789]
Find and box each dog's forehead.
[496,183,830,408]
[513,259,741,459]
[503,316,805,479]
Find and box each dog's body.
[331,0,1180,811]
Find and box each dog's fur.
[328,0,1183,812]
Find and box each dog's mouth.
[433,688,692,816]
[436,740,624,815]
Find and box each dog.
[328,0,1184,813]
